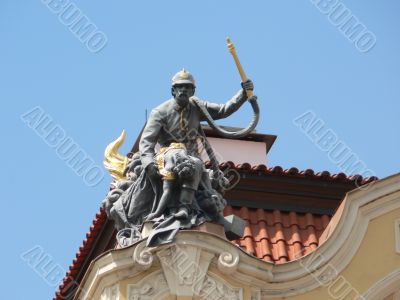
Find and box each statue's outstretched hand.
[241,79,254,93]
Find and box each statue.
[103,38,260,247]
[144,143,204,221]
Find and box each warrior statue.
[103,38,260,247]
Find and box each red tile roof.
[54,164,377,300]
[216,163,377,185]
[225,206,330,264]
[54,209,108,300]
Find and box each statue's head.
[171,69,195,107]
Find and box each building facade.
[55,129,400,300]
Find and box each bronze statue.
[103,38,260,247]
[139,69,254,220]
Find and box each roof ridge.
[205,161,378,185]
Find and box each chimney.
[201,125,276,166]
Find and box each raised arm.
[200,79,254,121]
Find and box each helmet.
[171,69,196,87]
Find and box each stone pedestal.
[192,222,227,239]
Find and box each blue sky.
[1,1,399,298]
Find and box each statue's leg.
[200,169,213,191]
[174,157,204,219]
[174,187,196,219]
[146,180,174,221]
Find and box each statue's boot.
[174,207,189,219]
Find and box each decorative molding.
[74,231,272,299]
[395,219,400,255]
[156,243,213,299]
[132,240,154,270]
[127,271,168,300]
[251,289,261,300]
[218,251,239,275]
[156,243,243,299]
[261,173,400,298]
[360,269,400,300]
[200,274,243,300]
[394,290,400,300]
[100,284,119,300]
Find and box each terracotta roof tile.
[227,206,331,264]
[211,162,378,185]
[54,207,107,300]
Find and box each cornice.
[262,173,400,297]
[361,269,400,300]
